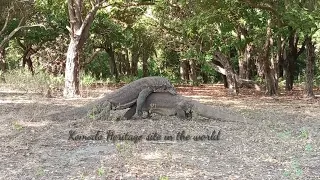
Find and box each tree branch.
[297,37,307,57]
[0,7,13,36]
[68,0,77,33]
[159,21,182,36]
[74,0,83,27]
[209,62,226,75]
[0,23,44,48]
[77,2,102,47]
[17,39,27,50]
[81,48,102,67]
[114,1,155,8]
[239,0,282,25]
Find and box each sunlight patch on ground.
[15,120,50,127]
[140,152,164,160]
[0,99,35,104]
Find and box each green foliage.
[96,167,105,176]
[119,75,139,84]
[299,128,309,139]
[4,69,64,93]
[80,73,97,87]
[2,0,320,91]
[84,52,110,80]
[6,41,22,70]
[283,159,303,178]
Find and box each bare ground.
[0,84,320,180]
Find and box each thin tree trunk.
[64,38,80,97]
[277,37,285,78]
[189,59,197,83]
[22,47,35,75]
[285,28,296,91]
[106,45,118,80]
[0,47,6,72]
[284,26,306,91]
[222,75,228,88]
[142,51,148,77]
[239,43,252,79]
[124,49,131,75]
[131,51,139,76]
[180,59,190,81]
[305,36,315,98]
[115,52,122,75]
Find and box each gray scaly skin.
[45,76,176,121]
[135,83,176,116]
[124,92,240,121]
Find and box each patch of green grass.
[305,144,313,152]
[120,75,139,84]
[97,167,105,177]
[159,175,169,180]
[116,143,125,153]
[35,167,45,177]
[283,159,303,178]
[278,130,292,140]
[81,73,97,87]
[87,107,97,120]
[299,128,309,139]
[4,70,64,94]
[12,121,23,131]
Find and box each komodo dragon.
[124,92,240,121]
[46,76,176,121]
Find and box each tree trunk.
[222,75,228,88]
[285,28,296,91]
[131,51,139,76]
[285,54,294,91]
[277,37,285,78]
[124,49,131,75]
[64,38,80,97]
[22,47,35,75]
[106,45,118,80]
[305,36,315,98]
[0,47,6,72]
[180,59,190,81]
[284,26,306,91]
[189,59,197,83]
[115,52,123,75]
[258,20,277,96]
[64,0,100,98]
[213,51,239,95]
[239,43,252,79]
[142,51,148,77]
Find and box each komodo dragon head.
[153,84,177,95]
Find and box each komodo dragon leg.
[123,104,137,119]
[136,88,154,116]
[124,102,189,120]
[123,104,151,119]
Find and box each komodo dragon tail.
[190,100,243,122]
[42,99,105,121]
